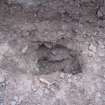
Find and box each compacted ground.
[0,0,105,105]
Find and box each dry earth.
[0,0,105,105]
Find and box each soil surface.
[0,0,105,105]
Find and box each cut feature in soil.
[36,42,82,75]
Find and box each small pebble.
[21,45,28,53]
[88,44,96,53]
[97,9,103,18]
[60,73,65,79]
